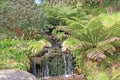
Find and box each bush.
[0,39,30,71]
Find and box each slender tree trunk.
[99,0,103,8]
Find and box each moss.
[62,38,81,51]
[28,39,52,57]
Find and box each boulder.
[0,69,37,80]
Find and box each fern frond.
[97,43,116,55]
[107,22,120,37]
[98,37,120,53]
[99,37,120,45]
[80,18,107,44]
[78,41,93,51]
[62,38,93,52]
[87,48,106,62]
[60,17,84,29]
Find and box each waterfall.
[44,60,49,77]
[30,47,73,79]
[63,55,67,75]
[32,61,37,76]
[63,54,73,77]
[57,56,60,75]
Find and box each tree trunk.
[100,0,103,8]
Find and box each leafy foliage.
[0,0,46,39]
[0,0,120,79]
[0,39,31,70]
[62,14,120,61]
[43,2,91,26]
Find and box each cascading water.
[63,55,67,76]
[30,46,73,79]
[63,54,73,77]
[33,61,37,76]
[44,60,49,78]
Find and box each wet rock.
[42,74,86,80]
[0,69,37,80]
[31,53,63,64]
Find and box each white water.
[63,55,67,75]
[63,54,73,77]
[33,61,37,76]
[44,60,49,77]
[31,49,73,78]
[64,74,72,77]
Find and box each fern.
[61,17,84,28]
[61,16,120,62]
[99,37,120,43]
[107,22,120,38]
[97,43,116,55]
[84,18,107,43]
[86,48,106,62]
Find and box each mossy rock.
[28,39,52,57]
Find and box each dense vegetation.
[0,0,120,80]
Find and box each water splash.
[64,74,72,77]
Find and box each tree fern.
[76,18,107,45]
[62,17,120,62]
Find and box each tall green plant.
[62,16,120,62]
[42,2,91,42]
